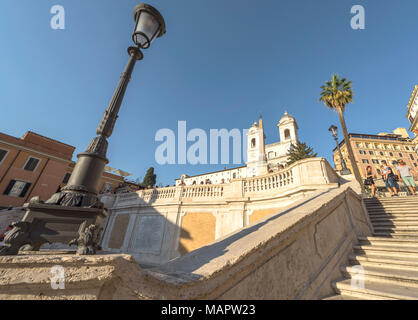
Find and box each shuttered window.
[62,173,71,184]
[3,180,31,197]
[0,149,8,163]
[23,157,40,171]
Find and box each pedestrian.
[379,164,399,197]
[364,165,376,197]
[396,159,417,196]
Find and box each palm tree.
[319,74,364,191]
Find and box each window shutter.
[62,173,71,184]
[0,149,7,162]
[19,182,31,198]
[3,180,16,195]
[24,158,40,171]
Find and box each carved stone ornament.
[69,221,102,255]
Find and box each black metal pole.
[334,136,351,175]
[52,46,143,207]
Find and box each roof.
[332,132,413,152]
[0,131,75,160]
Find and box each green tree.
[142,167,156,188]
[319,74,363,191]
[286,141,318,166]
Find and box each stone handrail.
[102,158,340,209]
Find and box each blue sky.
[1,0,417,185]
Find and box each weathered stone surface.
[108,214,130,250]
[0,181,372,300]
[178,212,216,256]
[101,158,341,266]
[132,215,165,253]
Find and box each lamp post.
[0,4,166,256]
[329,125,351,175]
[57,4,166,207]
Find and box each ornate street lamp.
[329,125,351,175]
[0,4,166,255]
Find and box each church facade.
[176,112,299,186]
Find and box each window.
[23,157,40,172]
[101,183,113,193]
[414,163,417,167]
[0,148,8,164]
[3,180,31,198]
[359,150,366,155]
[389,152,393,157]
[369,151,374,155]
[406,146,410,151]
[399,153,403,158]
[372,159,379,164]
[232,173,236,179]
[251,138,256,148]
[379,152,384,156]
[410,154,415,161]
[362,159,369,164]
[284,129,291,140]
[381,160,387,164]
[392,160,398,165]
[62,173,71,184]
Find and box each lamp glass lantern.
[132,4,166,49]
[329,125,338,138]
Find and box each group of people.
[365,159,417,197]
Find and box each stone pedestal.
[0,203,107,255]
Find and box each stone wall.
[0,181,372,300]
[100,158,341,266]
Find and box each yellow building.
[406,85,418,153]
[332,129,418,181]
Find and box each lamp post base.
[0,202,107,256]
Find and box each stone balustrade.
[99,158,341,266]
[103,157,339,210]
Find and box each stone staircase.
[326,196,418,300]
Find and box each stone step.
[368,208,418,212]
[366,203,418,207]
[372,222,418,227]
[369,216,418,221]
[333,279,418,299]
[323,294,366,300]
[373,232,418,239]
[365,199,418,202]
[354,245,418,258]
[365,200,418,203]
[365,196,418,201]
[373,226,418,232]
[349,254,418,271]
[342,265,418,287]
[358,236,418,247]
[367,209,418,214]
[368,210,418,214]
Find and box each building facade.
[176,112,299,185]
[332,129,418,181]
[406,85,418,153]
[0,131,124,209]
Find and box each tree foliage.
[319,74,354,112]
[142,167,157,188]
[286,141,318,166]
